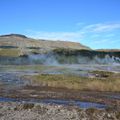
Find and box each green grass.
[13,65,47,70]
[1,65,56,71]
[15,65,56,71]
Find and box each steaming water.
[0,73,23,88]
[28,54,120,65]
[28,54,59,65]
[40,99,107,109]
[0,70,109,109]
[0,72,30,88]
[0,63,120,109]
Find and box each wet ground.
[0,64,120,109]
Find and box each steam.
[93,55,120,64]
[0,52,120,65]
[28,53,120,65]
[28,53,59,65]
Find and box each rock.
[0,102,120,120]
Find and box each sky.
[0,0,120,49]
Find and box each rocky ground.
[0,102,120,120]
[0,65,120,120]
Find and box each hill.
[0,34,120,65]
[0,34,90,50]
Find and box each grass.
[24,71,120,92]
[17,65,56,70]
[13,65,51,71]
[0,48,20,57]
[22,103,34,109]
[85,79,120,91]
[25,74,82,89]
[0,65,56,71]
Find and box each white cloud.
[25,22,120,48]
[82,23,120,32]
[25,30,84,42]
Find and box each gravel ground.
[0,102,120,120]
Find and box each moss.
[14,107,18,111]
[116,112,120,119]
[105,106,116,112]
[22,103,34,109]
[86,108,99,115]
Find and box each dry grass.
[0,48,20,57]
[27,74,83,90]
[86,79,120,92]
[24,72,120,92]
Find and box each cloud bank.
[25,23,120,49]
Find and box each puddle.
[40,99,107,109]
[0,97,107,109]
[106,95,120,100]
[0,97,18,102]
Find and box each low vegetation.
[22,103,34,110]
[24,71,120,92]
[0,48,20,57]
[53,48,120,58]
[13,65,55,71]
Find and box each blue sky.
[0,0,120,49]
